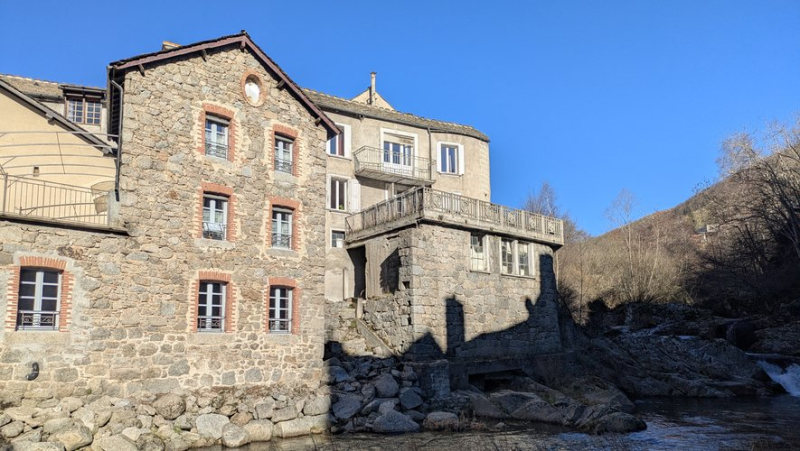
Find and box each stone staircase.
[327,298,394,358]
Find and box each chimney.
[369,72,376,105]
[161,41,181,51]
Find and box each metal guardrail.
[1,174,114,227]
[345,187,564,245]
[274,157,293,174]
[202,222,227,240]
[197,316,224,332]
[16,310,59,330]
[271,233,292,249]
[205,142,228,160]
[353,146,432,183]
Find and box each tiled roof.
[302,89,490,142]
[0,74,64,101]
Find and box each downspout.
[110,76,124,202]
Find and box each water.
[224,395,800,451]
[758,361,800,396]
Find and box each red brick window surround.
[199,104,236,162]
[198,182,236,241]
[271,125,300,177]
[191,271,236,333]
[266,277,300,335]
[5,256,72,332]
[268,197,301,251]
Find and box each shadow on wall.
[326,252,566,401]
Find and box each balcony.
[353,146,433,185]
[345,187,564,247]
[1,174,118,229]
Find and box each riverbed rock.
[221,423,250,448]
[270,405,297,423]
[375,374,399,398]
[423,412,459,431]
[243,420,273,442]
[372,411,420,433]
[195,413,229,439]
[2,421,25,439]
[273,415,328,438]
[50,425,93,451]
[399,389,423,410]
[586,412,647,434]
[152,394,185,420]
[9,442,65,451]
[332,395,362,421]
[303,396,330,416]
[254,398,275,419]
[96,434,138,451]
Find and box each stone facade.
[359,225,563,362]
[0,44,331,401]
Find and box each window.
[470,233,487,271]
[331,230,345,248]
[441,144,458,174]
[17,268,61,330]
[202,194,228,240]
[501,239,514,275]
[383,133,414,166]
[272,208,293,249]
[269,287,292,333]
[205,117,229,159]
[197,281,226,332]
[274,136,294,173]
[330,178,348,211]
[328,130,345,157]
[500,239,535,276]
[66,97,101,125]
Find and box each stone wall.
[360,224,563,362]
[0,46,330,402]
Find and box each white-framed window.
[501,238,514,275]
[331,230,345,248]
[202,194,228,240]
[383,133,414,166]
[437,142,464,175]
[16,268,61,331]
[272,208,293,249]
[470,233,488,271]
[327,123,351,158]
[66,97,102,125]
[329,177,348,211]
[205,116,229,159]
[197,281,226,332]
[274,135,294,173]
[269,286,292,333]
[500,239,535,277]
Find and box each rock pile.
[0,387,330,450]
[326,356,456,434]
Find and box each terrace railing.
[353,146,433,184]
[345,187,564,246]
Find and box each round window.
[244,76,261,104]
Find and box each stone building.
[0,31,565,406]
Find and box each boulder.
[121,427,142,442]
[375,374,399,398]
[377,400,398,415]
[332,395,362,421]
[231,412,253,426]
[173,414,195,431]
[243,420,273,442]
[195,413,229,439]
[329,366,351,384]
[254,398,275,419]
[42,418,72,435]
[95,435,138,451]
[10,428,41,444]
[423,412,459,431]
[58,398,83,414]
[303,396,330,416]
[372,411,420,434]
[273,415,329,438]
[399,389,423,410]
[152,394,185,421]
[2,421,25,439]
[50,425,93,451]
[221,423,250,448]
[270,406,297,423]
[135,433,165,451]
[467,392,506,419]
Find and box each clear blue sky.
[2,0,799,235]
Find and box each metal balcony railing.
[1,174,115,227]
[202,222,227,240]
[205,141,228,160]
[274,157,293,174]
[345,187,565,246]
[271,233,292,249]
[353,146,433,184]
[16,310,59,331]
[197,316,224,332]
